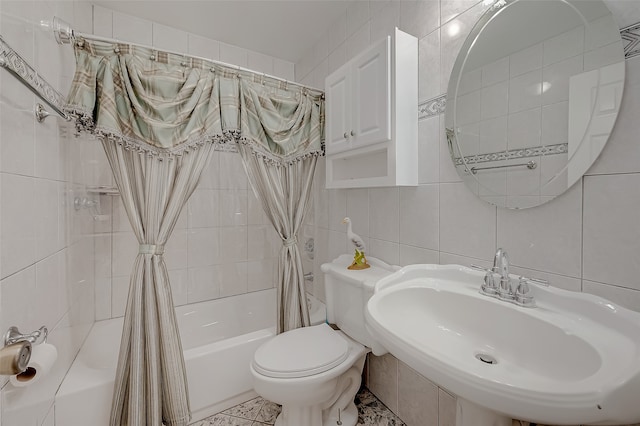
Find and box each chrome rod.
[470,160,537,175]
[452,143,567,166]
[86,186,120,196]
[0,37,70,121]
[51,16,325,99]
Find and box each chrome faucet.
[494,248,512,298]
[473,248,549,308]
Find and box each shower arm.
[52,17,325,99]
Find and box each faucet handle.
[515,277,536,307]
[471,265,500,295]
[482,270,500,295]
[515,277,530,295]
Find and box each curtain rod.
[52,17,325,99]
[0,36,70,121]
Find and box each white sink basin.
[365,264,640,426]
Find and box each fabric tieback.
[138,244,165,255]
[283,237,297,248]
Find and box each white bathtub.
[55,289,277,425]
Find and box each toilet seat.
[252,324,349,379]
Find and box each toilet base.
[323,401,358,426]
[274,401,358,426]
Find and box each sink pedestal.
[456,398,511,426]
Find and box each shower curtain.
[235,79,322,332]
[65,39,323,426]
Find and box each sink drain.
[475,353,497,365]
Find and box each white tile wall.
[188,33,220,61]
[399,186,439,250]
[510,43,543,78]
[479,115,507,153]
[543,26,584,67]
[0,1,97,424]
[440,182,496,259]
[302,2,640,424]
[508,69,543,113]
[419,29,441,102]
[248,51,274,75]
[92,5,113,38]
[399,0,439,42]
[481,57,509,87]
[507,108,541,150]
[370,2,400,47]
[152,22,188,52]
[542,55,583,105]
[418,115,441,184]
[220,43,248,67]
[112,11,152,45]
[583,174,640,294]
[480,80,508,119]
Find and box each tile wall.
[0,1,98,424]
[297,0,640,424]
[90,6,301,320]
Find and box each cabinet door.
[351,36,391,148]
[325,64,351,155]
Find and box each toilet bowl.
[251,255,399,426]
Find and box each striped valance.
[65,39,324,164]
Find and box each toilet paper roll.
[0,342,32,375]
[9,343,57,388]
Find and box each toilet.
[251,254,399,426]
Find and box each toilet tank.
[320,254,400,349]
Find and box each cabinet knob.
[350,130,355,136]
[343,132,349,139]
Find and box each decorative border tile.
[621,22,640,60]
[0,36,67,114]
[418,94,446,120]
[453,143,568,166]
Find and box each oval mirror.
[445,0,625,209]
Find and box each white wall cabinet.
[325,28,418,188]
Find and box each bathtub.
[55,289,277,425]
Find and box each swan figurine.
[342,217,370,270]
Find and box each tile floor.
[515,423,640,426]
[190,389,640,426]
[190,387,405,425]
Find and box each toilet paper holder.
[4,326,48,347]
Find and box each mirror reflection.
[446,0,625,209]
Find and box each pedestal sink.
[364,264,640,426]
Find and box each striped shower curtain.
[65,38,323,426]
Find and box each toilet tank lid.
[320,254,401,289]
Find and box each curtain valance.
[65,40,324,163]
